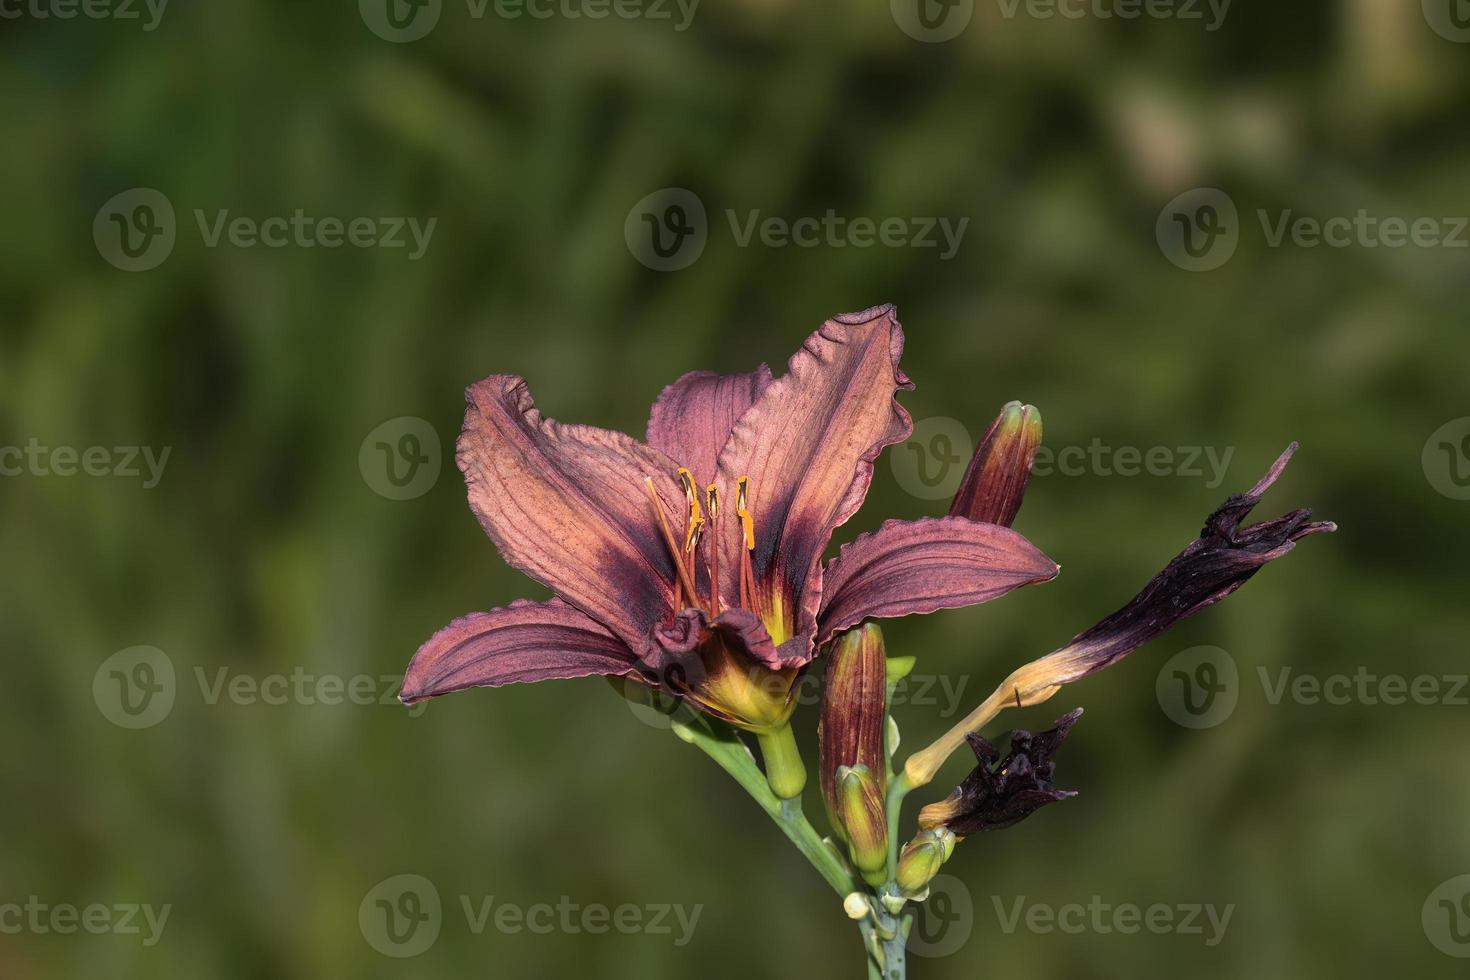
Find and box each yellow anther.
[685,516,705,555]
[677,467,706,553]
[736,476,755,551]
[678,467,699,510]
[705,484,719,520]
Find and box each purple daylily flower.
[401,306,1059,731]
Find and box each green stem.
[756,723,808,800]
[673,716,854,896]
[874,908,910,980]
[884,770,914,883]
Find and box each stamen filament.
[644,478,701,608]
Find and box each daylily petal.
[816,517,1059,647]
[400,599,639,704]
[646,366,774,488]
[715,305,914,653]
[458,375,689,657]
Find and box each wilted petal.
[918,708,1082,837]
[1013,443,1336,695]
[401,599,639,704]
[948,401,1042,528]
[646,366,774,488]
[714,305,914,653]
[458,376,689,657]
[816,517,1059,646]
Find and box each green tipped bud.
[948,400,1042,528]
[895,828,952,895]
[837,764,889,878]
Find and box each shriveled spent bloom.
[906,443,1335,786]
[919,708,1082,837]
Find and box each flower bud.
[843,892,871,920]
[895,828,953,895]
[837,764,888,880]
[819,624,887,837]
[948,401,1042,528]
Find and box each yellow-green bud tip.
[837,764,888,874]
[896,829,950,895]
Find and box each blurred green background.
[3,0,1469,976]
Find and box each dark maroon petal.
[918,708,1082,836]
[646,366,774,489]
[651,606,781,671]
[1023,443,1335,691]
[458,375,688,658]
[948,401,1042,528]
[816,517,1059,647]
[714,305,914,656]
[401,599,640,704]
